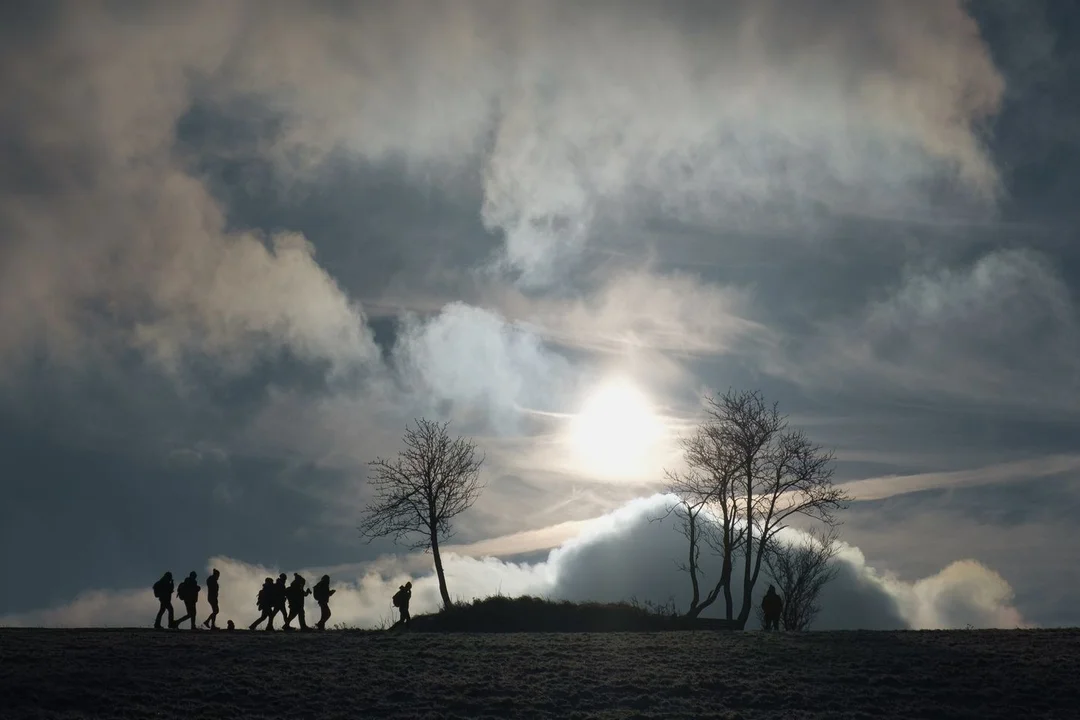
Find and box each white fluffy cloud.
[1,496,1025,631]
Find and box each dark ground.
[1,628,1078,719]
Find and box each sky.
[1,0,1078,630]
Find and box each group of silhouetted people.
[152,569,414,631]
[249,572,338,632]
[153,570,224,630]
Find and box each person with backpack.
[761,585,784,631]
[172,571,201,629]
[284,573,312,631]
[391,581,412,628]
[202,568,221,630]
[313,575,335,631]
[273,573,289,626]
[249,578,277,630]
[152,572,175,630]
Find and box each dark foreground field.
[2,629,1078,719]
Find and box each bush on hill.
[403,595,737,633]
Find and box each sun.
[569,378,664,478]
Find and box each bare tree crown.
[663,388,850,626]
[358,418,485,549]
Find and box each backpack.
[152,580,166,600]
[392,588,406,608]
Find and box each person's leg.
[155,600,167,628]
[188,601,197,629]
[209,600,219,628]
[402,607,410,626]
[298,607,308,631]
[249,614,264,631]
[318,602,330,630]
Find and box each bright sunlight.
[569,378,665,479]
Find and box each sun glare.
[569,378,664,478]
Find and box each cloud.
[0,0,1007,381]
[1,496,1026,630]
[392,302,578,433]
[770,248,1080,410]
[839,454,1080,501]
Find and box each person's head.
[321,575,329,583]
[264,577,273,585]
[212,568,219,578]
[405,581,412,590]
[189,571,197,579]
[293,573,304,583]
[163,571,172,580]
[279,573,287,582]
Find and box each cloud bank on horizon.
[0,496,1025,631]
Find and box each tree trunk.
[687,510,700,613]
[722,554,734,620]
[430,528,452,610]
[736,469,754,629]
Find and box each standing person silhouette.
[391,581,412,629]
[172,571,201,629]
[284,573,312,631]
[313,575,335,631]
[273,573,289,626]
[249,578,277,630]
[203,568,221,629]
[152,572,174,630]
[761,585,783,631]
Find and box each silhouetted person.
[284,573,312,631]
[762,585,783,631]
[152,572,175,630]
[391,581,412,628]
[226,620,235,631]
[203,568,220,629]
[313,575,336,631]
[250,578,277,630]
[172,571,201,629]
[273,573,289,626]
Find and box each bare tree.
[666,389,850,629]
[658,427,745,619]
[359,418,484,610]
[761,526,841,631]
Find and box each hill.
[404,595,737,632]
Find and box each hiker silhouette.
[273,573,289,625]
[313,574,336,631]
[250,578,277,630]
[172,571,201,629]
[762,585,783,631]
[391,581,412,628]
[152,572,175,630]
[203,568,220,629]
[284,573,312,631]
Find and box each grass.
[2,627,1078,718]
